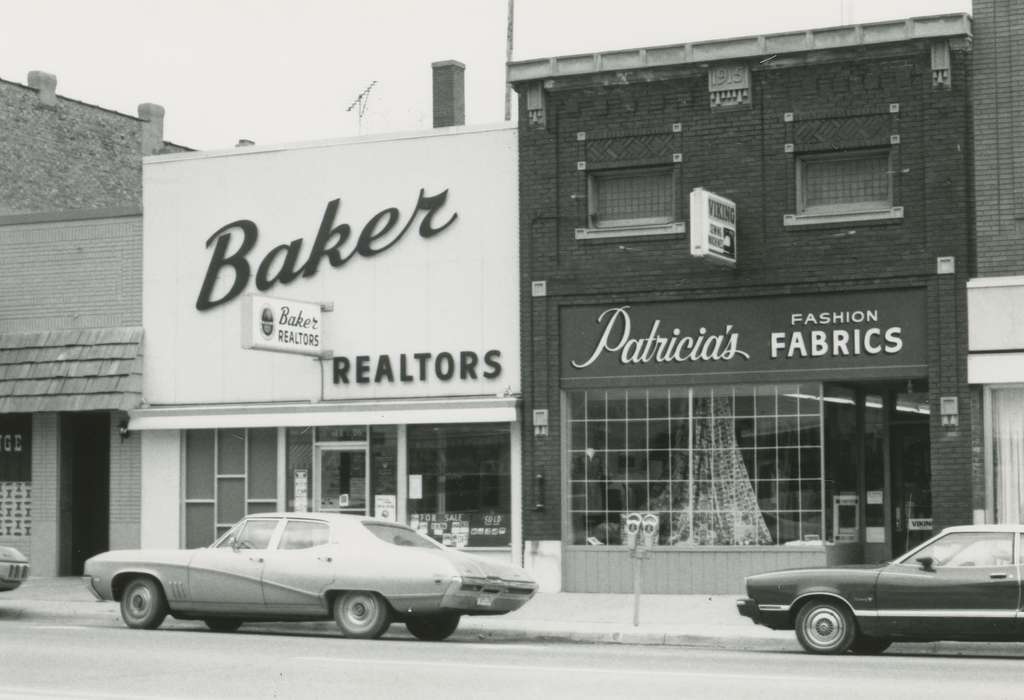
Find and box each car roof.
[240,512,404,526]
[940,524,1024,534]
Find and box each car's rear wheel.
[333,591,391,639]
[794,599,856,654]
[204,618,243,633]
[849,635,892,654]
[405,613,461,641]
[120,577,168,630]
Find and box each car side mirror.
[916,556,935,572]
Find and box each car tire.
[120,577,168,630]
[333,591,391,639]
[204,618,243,633]
[405,613,461,641]
[794,599,856,654]
[849,635,892,654]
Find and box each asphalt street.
[1,616,1022,700]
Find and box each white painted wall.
[140,430,182,549]
[523,540,563,592]
[142,125,519,407]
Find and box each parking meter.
[624,512,642,550]
[641,513,659,549]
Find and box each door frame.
[313,443,370,515]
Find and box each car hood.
[429,548,536,585]
[0,546,27,563]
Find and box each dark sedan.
[737,525,1024,654]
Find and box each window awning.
[0,327,143,413]
[128,395,520,430]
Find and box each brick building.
[967,0,1024,527]
[0,71,184,575]
[510,14,974,593]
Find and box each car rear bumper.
[441,576,538,614]
[0,561,30,591]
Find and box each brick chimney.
[137,103,165,156]
[432,60,465,128]
[26,71,57,107]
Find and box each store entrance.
[59,412,110,575]
[825,381,930,563]
[314,446,369,514]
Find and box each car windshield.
[363,522,443,549]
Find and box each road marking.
[292,655,825,683]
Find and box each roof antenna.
[346,81,378,135]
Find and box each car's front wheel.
[120,577,168,630]
[204,618,243,633]
[849,635,892,654]
[333,591,391,639]
[794,599,856,654]
[405,613,461,641]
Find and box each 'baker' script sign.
[196,188,458,311]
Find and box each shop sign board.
[241,294,325,357]
[374,494,397,522]
[142,125,520,404]
[561,289,927,385]
[908,518,933,531]
[0,414,30,481]
[689,187,736,266]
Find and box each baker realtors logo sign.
[562,289,926,383]
[241,294,324,357]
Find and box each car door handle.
[989,572,1010,579]
[250,556,264,563]
[317,556,333,563]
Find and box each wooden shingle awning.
[0,327,143,413]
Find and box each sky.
[0,0,972,150]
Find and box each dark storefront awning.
[0,327,143,413]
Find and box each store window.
[567,385,823,546]
[407,423,511,547]
[183,428,278,548]
[992,387,1024,522]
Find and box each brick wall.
[517,44,974,541]
[108,410,141,550]
[0,214,142,332]
[0,76,185,216]
[972,0,1024,278]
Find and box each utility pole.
[346,81,377,135]
[504,0,515,121]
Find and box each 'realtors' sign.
[561,289,926,385]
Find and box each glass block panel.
[592,167,673,227]
[802,152,890,212]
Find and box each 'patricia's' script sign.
[196,188,458,311]
[571,306,750,368]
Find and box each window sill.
[574,221,685,240]
[783,207,903,227]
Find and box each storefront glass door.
[315,447,368,514]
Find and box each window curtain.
[992,388,1024,523]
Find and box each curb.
[5,600,1024,657]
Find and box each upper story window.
[786,148,903,226]
[578,166,685,240]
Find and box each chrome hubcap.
[345,597,374,627]
[804,607,844,648]
[128,588,150,617]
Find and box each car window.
[229,519,279,550]
[363,522,442,549]
[278,520,331,550]
[910,532,1014,568]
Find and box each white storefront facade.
[133,124,522,566]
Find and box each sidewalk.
[3,577,1023,656]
